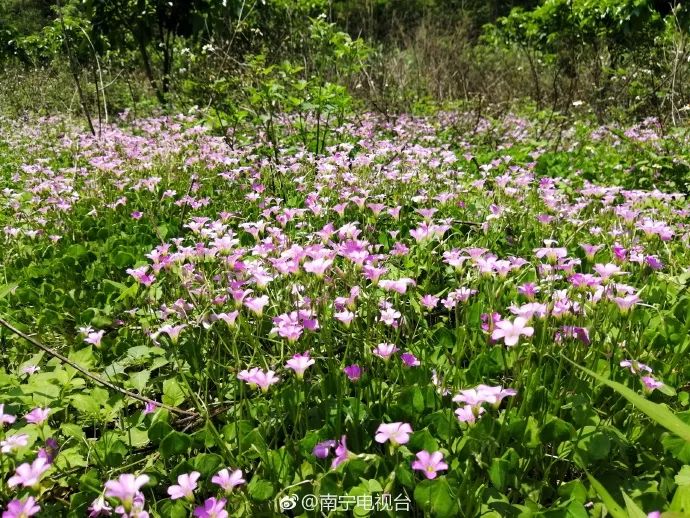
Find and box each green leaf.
[414,479,458,518]
[622,493,647,518]
[66,244,89,259]
[162,379,186,407]
[488,458,511,491]
[111,251,136,268]
[148,421,173,443]
[192,453,223,477]
[128,370,151,393]
[160,431,191,457]
[408,429,439,452]
[587,473,626,518]
[566,357,690,442]
[70,394,101,415]
[248,478,274,502]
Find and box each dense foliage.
[1,0,690,121]
[0,110,690,516]
[3,1,690,517]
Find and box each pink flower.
[593,263,624,281]
[126,266,155,286]
[88,496,112,517]
[620,360,653,375]
[509,303,548,320]
[420,294,439,310]
[379,278,416,294]
[491,317,534,346]
[237,368,279,392]
[518,283,539,300]
[534,247,568,262]
[84,330,106,347]
[286,352,315,379]
[212,311,240,327]
[303,257,333,277]
[194,497,228,518]
[375,422,413,446]
[271,313,303,342]
[334,309,355,326]
[143,401,159,415]
[25,407,50,425]
[212,468,245,492]
[580,243,603,260]
[331,435,351,468]
[8,457,50,488]
[379,307,401,327]
[104,474,150,506]
[1,434,28,453]
[244,295,270,316]
[0,404,16,425]
[453,385,517,407]
[167,471,201,500]
[156,324,187,344]
[613,294,641,313]
[411,451,448,479]
[373,342,399,360]
[21,365,40,375]
[2,497,40,518]
[455,404,485,424]
[642,376,663,391]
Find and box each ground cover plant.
[1,109,690,517]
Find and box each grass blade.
[564,355,690,442]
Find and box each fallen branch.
[0,317,198,418]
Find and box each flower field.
[1,111,690,517]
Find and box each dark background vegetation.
[1,0,689,128]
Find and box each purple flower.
[645,256,663,270]
[143,401,159,415]
[555,326,591,345]
[313,440,337,459]
[642,376,664,391]
[2,497,40,518]
[167,471,201,500]
[194,497,228,518]
[343,364,361,381]
[37,438,58,464]
[401,352,420,367]
[331,435,351,469]
[411,451,448,479]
